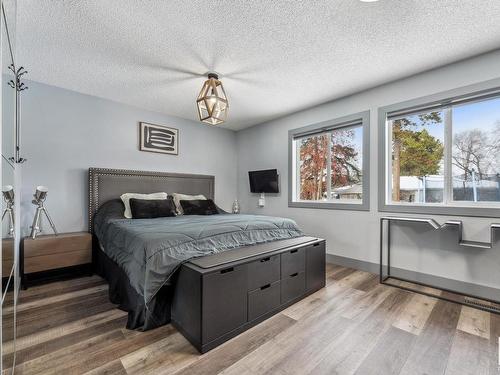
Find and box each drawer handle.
[220,267,234,274]
[260,284,271,290]
[290,272,299,278]
[313,243,319,247]
[260,257,271,262]
[290,249,298,254]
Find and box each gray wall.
[236,49,500,291]
[21,81,237,234]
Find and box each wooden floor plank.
[58,325,175,375]
[14,329,127,375]
[328,266,357,281]
[121,329,199,375]
[220,285,368,374]
[223,286,406,375]
[487,313,500,375]
[14,276,105,301]
[175,313,296,375]
[5,284,108,314]
[13,315,128,366]
[353,327,417,375]
[353,273,380,292]
[6,309,127,355]
[388,278,443,296]
[9,291,115,341]
[221,316,354,375]
[341,284,394,321]
[16,324,174,375]
[457,306,490,339]
[444,330,489,375]
[399,298,462,375]
[393,293,438,335]
[309,290,413,375]
[281,281,357,321]
[83,360,128,375]
[325,262,338,278]
[335,270,375,289]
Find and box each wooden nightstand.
[2,238,14,280]
[21,232,92,287]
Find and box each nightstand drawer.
[23,232,92,257]
[24,249,92,273]
[2,239,14,278]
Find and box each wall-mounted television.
[248,169,279,193]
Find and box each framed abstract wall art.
[139,122,178,155]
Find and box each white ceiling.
[17,0,500,130]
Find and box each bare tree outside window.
[452,129,489,179]
[452,99,500,202]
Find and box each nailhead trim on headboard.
[88,168,215,233]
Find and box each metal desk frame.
[380,216,500,314]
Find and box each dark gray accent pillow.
[129,198,177,219]
[180,199,219,215]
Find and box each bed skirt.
[93,237,174,330]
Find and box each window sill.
[379,202,500,218]
[289,200,369,211]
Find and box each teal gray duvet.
[94,201,303,305]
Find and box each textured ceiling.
[17,0,500,130]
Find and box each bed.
[88,168,313,334]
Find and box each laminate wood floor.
[6,264,500,375]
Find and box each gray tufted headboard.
[88,168,215,233]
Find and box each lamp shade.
[196,73,228,125]
[34,185,48,202]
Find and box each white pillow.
[172,193,207,215]
[120,192,168,218]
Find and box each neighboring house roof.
[331,175,499,196]
[399,175,499,190]
[332,184,362,194]
[328,175,499,197]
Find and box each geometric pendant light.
[196,72,229,125]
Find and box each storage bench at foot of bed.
[171,236,326,353]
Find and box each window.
[452,98,500,204]
[379,81,500,217]
[289,111,370,210]
[389,109,445,204]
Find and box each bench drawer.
[202,265,248,343]
[306,242,326,292]
[281,271,306,304]
[248,280,281,321]
[281,247,305,277]
[247,254,280,291]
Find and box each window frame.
[378,78,500,217]
[288,111,370,211]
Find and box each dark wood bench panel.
[172,236,326,353]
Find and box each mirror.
[1,165,16,374]
[1,2,15,164]
[1,1,17,373]
[1,277,15,372]
[1,158,15,291]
